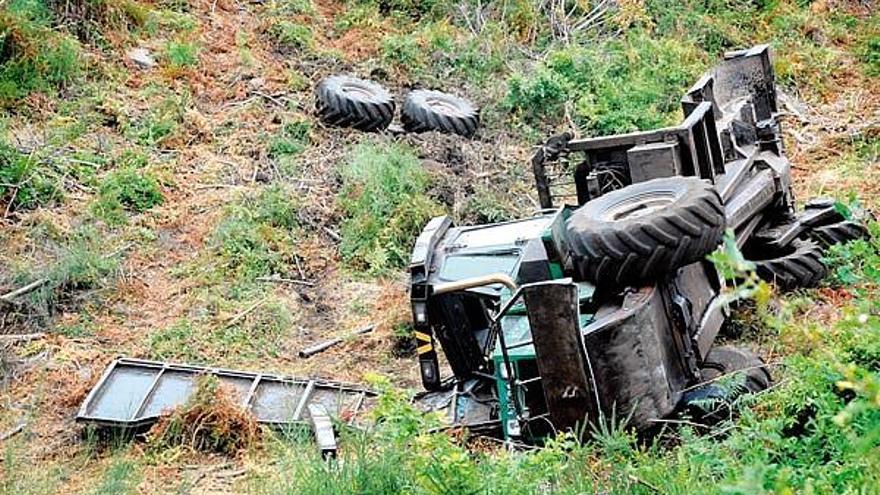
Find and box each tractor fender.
[581,285,691,431]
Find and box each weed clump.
[506,32,706,135]
[163,39,199,67]
[91,167,163,224]
[212,185,301,279]
[0,141,63,212]
[338,142,440,276]
[49,226,120,291]
[268,119,310,157]
[268,21,313,53]
[148,375,260,455]
[0,6,81,104]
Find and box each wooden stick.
[225,298,267,328]
[323,227,341,242]
[298,324,374,358]
[0,423,25,442]
[0,278,49,302]
[256,276,314,287]
[0,333,45,343]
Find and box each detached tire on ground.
[750,238,826,290]
[566,176,726,287]
[315,75,394,132]
[681,346,772,425]
[401,89,479,137]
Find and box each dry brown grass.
[147,375,261,456]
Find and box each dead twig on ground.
[225,297,268,328]
[0,422,25,442]
[627,474,661,493]
[323,227,341,242]
[0,333,45,343]
[0,278,50,304]
[298,324,375,358]
[251,91,287,108]
[256,276,315,287]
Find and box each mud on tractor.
[408,46,870,442]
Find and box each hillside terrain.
[1,0,879,493]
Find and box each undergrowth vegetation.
[91,167,164,225]
[211,184,301,280]
[0,0,81,103]
[338,142,440,275]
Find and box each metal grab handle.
[432,273,517,295]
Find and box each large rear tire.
[315,75,394,132]
[566,177,726,287]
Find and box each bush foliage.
[338,142,440,275]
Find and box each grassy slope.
[0,0,878,493]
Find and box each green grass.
[268,119,311,157]
[1,439,66,494]
[123,88,188,145]
[0,141,63,212]
[211,184,301,280]
[147,318,201,361]
[0,0,82,103]
[163,39,199,67]
[338,142,441,276]
[91,167,164,225]
[148,295,293,362]
[48,226,121,291]
[90,456,141,495]
[268,21,313,52]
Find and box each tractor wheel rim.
[601,192,677,221]
[342,83,375,100]
[426,97,465,117]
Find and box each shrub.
[860,35,880,77]
[0,141,63,211]
[381,33,423,69]
[211,185,300,279]
[459,186,518,224]
[91,167,163,224]
[338,142,440,275]
[46,0,149,44]
[268,21,313,52]
[163,40,199,67]
[506,67,570,123]
[0,8,81,103]
[374,0,441,20]
[506,31,706,134]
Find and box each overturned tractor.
[409,45,869,442]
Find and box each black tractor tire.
[700,346,772,392]
[401,89,479,137]
[566,176,726,287]
[751,238,826,290]
[315,75,394,132]
[810,221,869,248]
[681,346,771,425]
